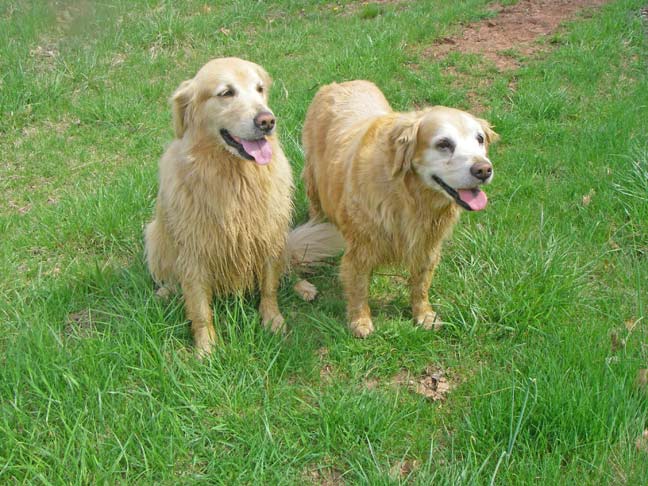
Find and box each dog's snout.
[470,161,493,182]
[254,111,276,133]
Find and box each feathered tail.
[284,220,345,302]
[285,220,345,268]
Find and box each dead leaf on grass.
[389,459,420,479]
[610,330,625,353]
[110,53,126,67]
[635,369,648,392]
[320,363,334,381]
[316,347,335,381]
[582,188,595,206]
[635,429,648,453]
[625,317,640,332]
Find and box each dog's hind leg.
[302,162,324,220]
[144,217,178,298]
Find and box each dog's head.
[391,107,498,211]
[171,57,276,165]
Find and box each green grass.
[1,0,647,483]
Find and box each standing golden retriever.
[298,80,498,337]
[144,58,294,355]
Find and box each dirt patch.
[425,0,610,71]
[64,309,96,338]
[303,466,345,485]
[365,365,454,401]
[393,366,453,401]
[330,0,409,17]
[29,43,59,60]
[29,4,92,72]
[7,200,32,215]
[320,362,335,381]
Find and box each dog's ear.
[255,65,273,94]
[391,116,420,177]
[171,79,195,138]
[477,117,500,146]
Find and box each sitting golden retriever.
[298,80,498,337]
[145,58,297,355]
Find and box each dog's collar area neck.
[220,129,255,161]
[432,175,474,211]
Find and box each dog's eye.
[218,88,235,97]
[257,85,264,94]
[476,133,485,144]
[436,138,455,151]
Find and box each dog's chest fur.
[341,176,460,266]
[162,144,293,294]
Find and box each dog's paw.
[193,328,216,359]
[415,310,442,331]
[263,312,287,334]
[155,285,176,300]
[293,279,318,302]
[349,317,374,338]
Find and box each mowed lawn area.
[1,0,647,483]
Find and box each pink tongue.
[240,138,272,165]
[458,189,488,211]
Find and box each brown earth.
[364,365,454,401]
[392,366,453,401]
[425,0,611,70]
[303,466,345,485]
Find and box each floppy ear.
[171,79,194,138]
[256,65,272,94]
[477,117,500,146]
[390,116,420,177]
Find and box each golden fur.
[299,80,498,337]
[144,58,293,355]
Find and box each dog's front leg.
[341,251,374,338]
[181,276,216,356]
[409,250,442,331]
[259,257,286,333]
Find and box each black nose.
[470,161,493,181]
[254,111,275,133]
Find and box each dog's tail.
[285,220,345,302]
[285,220,345,268]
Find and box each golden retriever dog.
[297,80,498,338]
[144,57,297,355]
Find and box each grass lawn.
[1,0,647,483]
